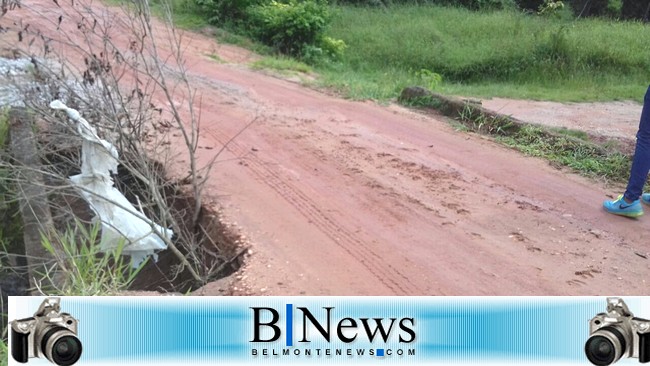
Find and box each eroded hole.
[0,146,243,303]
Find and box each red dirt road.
[205,83,650,296]
[3,1,649,296]
[191,62,650,295]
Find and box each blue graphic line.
[286,303,293,347]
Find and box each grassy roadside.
[497,125,630,183]
[121,1,650,103]
[321,5,649,103]
[400,91,632,184]
[103,0,209,29]
[130,2,649,103]
[251,56,313,75]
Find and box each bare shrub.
[0,0,246,293]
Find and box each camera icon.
[10,297,82,366]
[586,297,650,365]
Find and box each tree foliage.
[247,0,331,56]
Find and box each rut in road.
[203,125,422,295]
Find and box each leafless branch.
[0,0,250,292]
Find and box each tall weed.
[40,221,145,296]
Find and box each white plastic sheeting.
[50,100,171,267]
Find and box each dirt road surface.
[2,1,649,296]
[481,98,642,140]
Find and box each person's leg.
[603,85,650,217]
[624,85,650,202]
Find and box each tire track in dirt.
[268,113,466,221]
[291,125,623,292]
[252,113,585,293]
[202,126,421,295]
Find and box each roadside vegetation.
[497,125,630,181]
[182,0,650,102]
[401,91,632,183]
[251,56,313,74]
[322,5,650,102]
[40,222,145,296]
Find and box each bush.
[320,36,347,58]
[247,0,332,56]
[605,0,622,18]
[195,0,263,24]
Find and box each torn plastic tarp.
[50,100,171,267]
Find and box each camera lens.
[52,336,82,365]
[585,326,626,366]
[42,326,82,366]
[586,336,616,365]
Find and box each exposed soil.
[1,1,649,296]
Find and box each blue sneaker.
[642,193,650,205]
[603,195,643,218]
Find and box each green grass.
[498,126,630,182]
[207,53,224,63]
[40,221,145,296]
[104,0,209,30]
[213,28,274,55]
[549,126,590,141]
[104,2,649,103]
[320,5,650,102]
[414,96,633,183]
[251,56,313,74]
[0,340,7,366]
[0,108,8,148]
